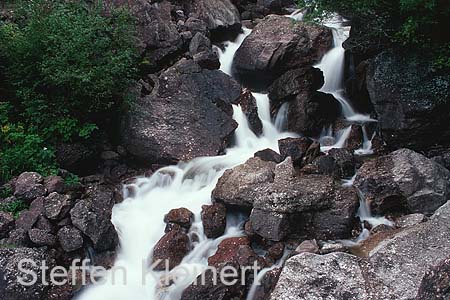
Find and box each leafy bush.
[0,198,29,219]
[0,0,138,182]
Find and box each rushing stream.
[77,14,382,300]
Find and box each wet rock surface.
[152,228,190,271]
[366,50,450,150]
[354,148,450,215]
[121,59,241,164]
[201,203,227,239]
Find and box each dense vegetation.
[298,0,450,68]
[0,0,138,183]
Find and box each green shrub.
[0,0,138,182]
[0,198,29,219]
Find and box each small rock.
[164,208,194,230]
[254,148,282,163]
[28,228,56,247]
[16,197,44,231]
[346,124,363,151]
[328,148,355,178]
[193,50,220,70]
[267,242,285,261]
[278,137,313,166]
[57,226,84,252]
[44,192,72,220]
[295,239,319,254]
[319,241,349,254]
[201,203,227,239]
[208,236,251,268]
[44,176,66,194]
[13,172,46,202]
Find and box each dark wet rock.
[34,216,52,233]
[207,236,251,267]
[56,143,96,174]
[294,239,319,254]
[416,256,450,300]
[57,226,84,253]
[181,262,246,300]
[354,148,450,215]
[254,148,282,163]
[28,228,56,247]
[121,59,241,164]
[257,0,295,12]
[249,267,282,300]
[287,91,341,137]
[0,212,14,239]
[366,50,450,150]
[267,242,285,260]
[233,15,332,89]
[311,155,337,176]
[4,229,29,247]
[193,50,220,70]
[152,229,190,271]
[184,17,209,37]
[70,184,120,251]
[272,201,450,300]
[44,192,72,220]
[268,67,324,106]
[201,203,227,239]
[278,137,313,166]
[44,176,65,194]
[13,172,46,203]
[16,197,44,231]
[250,209,290,241]
[303,141,322,165]
[328,148,355,178]
[346,124,364,151]
[0,247,55,300]
[395,213,425,228]
[189,32,211,55]
[164,208,194,230]
[236,89,263,136]
[212,157,276,208]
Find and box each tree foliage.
[0,0,138,182]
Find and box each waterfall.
[214,27,251,76]
[76,28,296,300]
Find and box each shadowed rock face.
[121,59,242,164]
[270,201,450,300]
[184,0,241,32]
[354,148,450,215]
[366,50,450,150]
[233,15,332,89]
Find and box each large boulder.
[270,201,450,300]
[354,148,450,215]
[366,50,450,150]
[233,15,332,89]
[184,0,241,34]
[121,59,241,164]
[0,247,55,300]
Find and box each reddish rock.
[152,229,190,271]
[346,124,363,151]
[164,208,194,230]
[208,236,251,268]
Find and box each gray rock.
[0,247,55,300]
[395,213,425,228]
[0,212,14,239]
[366,50,450,150]
[13,172,46,203]
[236,89,263,136]
[233,15,332,89]
[28,228,56,247]
[416,256,450,300]
[271,201,450,300]
[201,203,227,239]
[250,208,290,241]
[16,197,44,231]
[70,184,119,251]
[193,50,220,70]
[57,226,83,252]
[294,239,319,254]
[44,192,71,220]
[328,148,355,178]
[121,59,241,164]
[44,176,65,194]
[212,157,276,208]
[185,0,241,32]
[189,32,211,55]
[354,148,450,215]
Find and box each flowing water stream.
[78,14,382,300]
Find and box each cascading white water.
[315,18,374,123]
[214,28,251,76]
[77,29,296,300]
